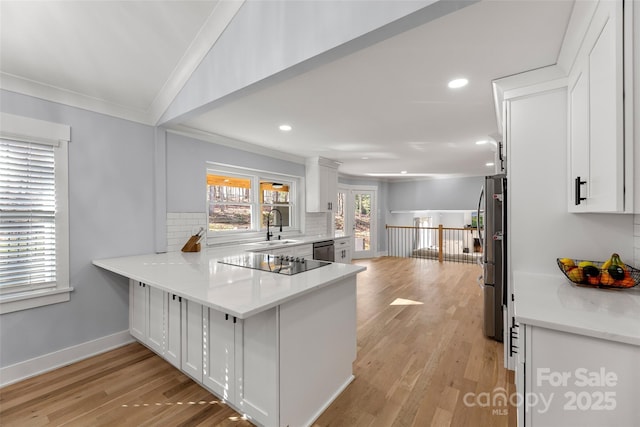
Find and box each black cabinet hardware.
[575,176,587,205]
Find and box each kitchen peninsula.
[94,247,366,427]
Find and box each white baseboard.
[0,330,133,387]
[376,251,388,257]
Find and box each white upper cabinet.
[568,0,633,212]
[306,157,339,212]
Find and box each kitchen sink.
[255,240,299,246]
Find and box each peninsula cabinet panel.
[129,280,146,342]
[203,308,236,401]
[128,280,165,356]
[279,276,357,427]
[165,294,182,368]
[181,299,203,382]
[146,286,165,355]
[236,308,279,427]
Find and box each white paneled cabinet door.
[568,0,625,212]
[203,309,236,402]
[305,157,339,212]
[181,299,203,382]
[165,294,182,368]
[146,286,166,355]
[235,307,279,427]
[129,280,147,342]
[325,165,337,212]
[568,59,590,211]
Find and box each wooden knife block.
[181,235,201,252]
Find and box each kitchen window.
[206,165,300,243]
[0,113,71,314]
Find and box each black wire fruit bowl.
[556,258,640,289]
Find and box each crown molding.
[166,125,306,165]
[0,73,153,124]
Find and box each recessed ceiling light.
[486,162,495,167]
[361,156,369,160]
[400,170,408,174]
[476,140,488,145]
[448,78,468,89]
[279,124,292,131]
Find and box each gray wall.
[166,132,305,213]
[387,176,483,211]
[0,90,155,368]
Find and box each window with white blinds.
[0,112,71,314]
[0,139,57,292]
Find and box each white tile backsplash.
[166,212,329,252]
[166,212,207,252]
[634,214,640,268]
[305,212,329,236]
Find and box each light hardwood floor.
[0,257,515,427]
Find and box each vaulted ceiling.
[0,0,575,179]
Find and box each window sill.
[0,287,74,314]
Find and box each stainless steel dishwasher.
[313,240,335,262]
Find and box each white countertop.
[94,245,365,319]
[514,271,640,346]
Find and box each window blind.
[0,139,57,291]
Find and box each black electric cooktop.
[218,253,331,275]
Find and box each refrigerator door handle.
[477,185,484,265]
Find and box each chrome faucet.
[266,208,283,241]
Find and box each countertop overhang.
[514,272,640,346]
[94,245,365,319]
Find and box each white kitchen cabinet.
[146,286,165,355]
[128,280,164,355]
[235,308,278,427]
[567,0,633,213]
[129,280,146,342]
[181,299,203,382]
[519,323,640,426]
[306,157,339,213]
[165,294,182,368]
[203,308,237,401]
[334,237,352,264]
[203,306,278,427]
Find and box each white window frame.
[206,163,303,245]
[0,112,72,314]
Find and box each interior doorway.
[335,185,376,259]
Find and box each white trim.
[0,112,70,144]
[0,330,133,387]
[0,114,71,312]
[0,73,153,125]
[0,287,73,315]
[205,163,304,245]
[167,125,305,164]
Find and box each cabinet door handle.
[575,176,587,205]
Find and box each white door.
[337,186,376,259]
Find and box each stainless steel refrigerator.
[477,174,507,342]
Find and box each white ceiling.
[0,0,575,179]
